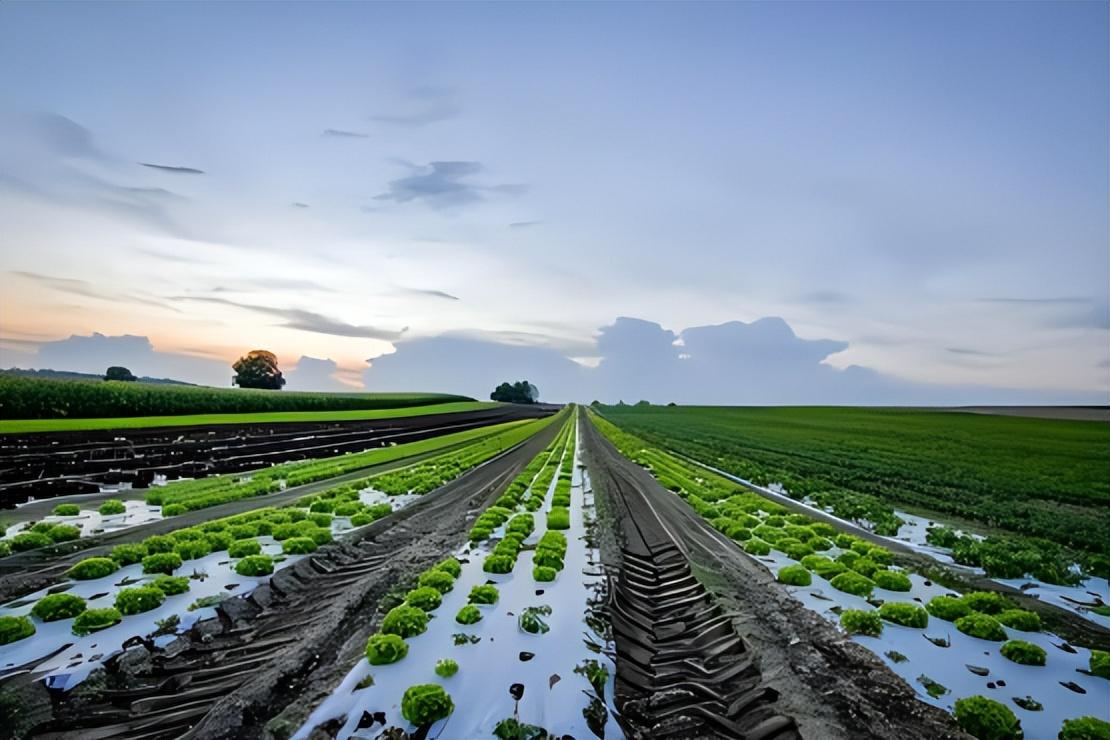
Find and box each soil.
[580,418,971,740]
[0,405,552,504]
[1,420,563,740]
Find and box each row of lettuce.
[588,411,1110,740]
[0,413,565,648]
[353,410,577,729]
[0,417,551,555]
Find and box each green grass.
[0,374,475,423]
[598,405,1110,555]
[0,401,495,434]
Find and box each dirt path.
[580,419,969,740]
[5,420,562,740]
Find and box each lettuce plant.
[0,615,35,644]
[960,591,1010,615]
[872,570,912,592]
[546,507,570,530]
[143,534,175,553]
[46,524,81,543]
[743,538,771,556]
[468,584,499,605]
[840,609,883,636]
[401,683,454,725]
[405,586,443,611]
[926,595,970,621]
[418,569,455,594]
[174,539,211,560]
[282,536,317,554]
[953,696,1023,740]
[66,557,119,580]
[235,555,274,576]
[1059,716,1110,740]
[996,609,1041,632]
[98,499,126,515]
[228,538,262,558]
[434,557,462,578]
[204,531,233,552]
[151,576,190,595]
[72,607,123,636]
[878,602,928,628]
[455,605,482,624]
[365,632,409,664]
[1089,649,1109,679]
[1000,640,1046,666]
[53,503,80,516]
[777,565,811,587]
[142,552,183,575]
[32,593,87,621]
[533,565,557,582]
[162,504,187,516]
[829,571,874,597]
[955,613,1007,641]
[382,604,429,637]
[483,554,515,574]
[115,586,166,615]
[519,605,552,634]
[435,658,459,678]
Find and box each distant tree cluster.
[104,366,137,382]
[490,380,538,404]
[232,350,286,390]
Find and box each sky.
[0,2,1107,403]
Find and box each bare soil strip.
[2,420,562,739]
[580,418,970,740]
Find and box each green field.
[0,375,474,422]
[598,405,1110,555]
[0,401,497,434]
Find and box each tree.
[490,380,538,404]
[232,350,285,390]
[104,366,137,382]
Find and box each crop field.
[0,401,1107,740]
[597,405,1110,557]
[0,375,473,421]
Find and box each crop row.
[0,374,471,421]
[597,405,1110,558]
[589,411,1110,740]
[146,417,544,513]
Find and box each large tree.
[490,380,538,404]
[103,366,137,382]
[232,350,286,390]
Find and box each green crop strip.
[0,374,475,424]
[595,404,1110,559]
[0,401,495,434]
[147,417,546,513]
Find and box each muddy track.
[580,419,969,740]
[0,405,552,505]
[4,419,562,740]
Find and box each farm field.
[596,405,1110,558]
[1,403,1107,740]
[0,400,494,434]
[0,374,474,421]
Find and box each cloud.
[322,129,369,138]
[373,161,525,208]
[371,87,461,127]
[20,333,231,386]
[364,315,1104,405]
[285,355,349,391]
[175,296,407,340]
[509,221,541,230]
[796,290,851,304]
[11,270,180,312]
[946,347,996,357]
[979,296,1110,330]
[32,113,103,159]
[139,163,205,174]
[292,202,310,208]
[398,287,459,301]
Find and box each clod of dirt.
[519,652,535,662]
[549,673,561,689]
[966,665,989,676]
[1060,681,1086,694]
[1053,641,1078,653]
[510,683,525,700]
[986,682,996,689]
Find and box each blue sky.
[0,2,1106,401]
